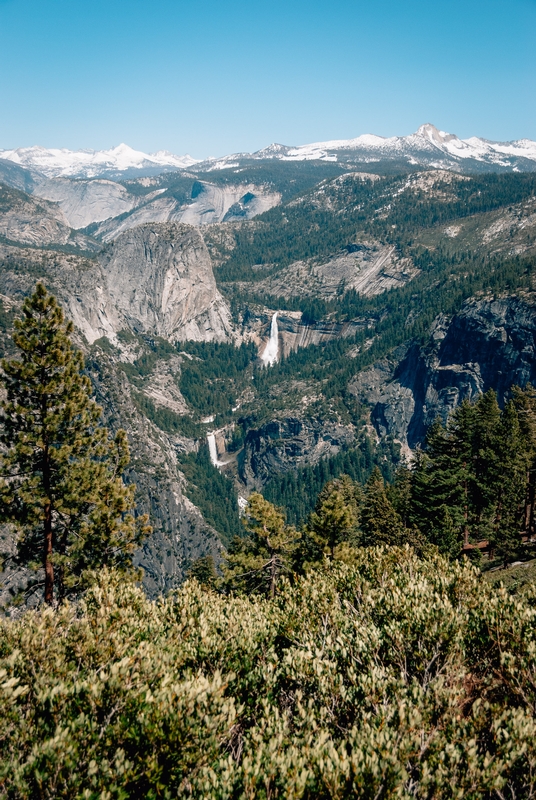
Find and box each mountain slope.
[350,294,536,448]
[0,183,99,251]
[90,181,282,241]
[0,231,230,596]
[4,123,535,244]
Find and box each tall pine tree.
[470,390,502,540]
[0,284,149,604]
[511,384,536,537]
[303,474,361,563]
[490,400,526,566]
[361,467,406,546]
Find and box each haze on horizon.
[0,0,534,160]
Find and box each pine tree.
[511,384,536,537]
[387,466,413,528]
[0,284,149,604]
[409,410,473,554]
[360,467,405,546]
[470,390,502,537]
[490,400,526,566]
[223,493,298,597]
[187,554,217,588]
[442,402,477,547]
[303,475,360,564]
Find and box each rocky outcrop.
[100,223,232,343]
[0,184,98,250]
[140,354,189,415]
[238,416,356,490]
[32,176,144,229]
[235,244,418,302]
[350,295,536,448]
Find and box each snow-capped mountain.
[2,125,536,180]
[198,124,536,172]
[0,143,199,179]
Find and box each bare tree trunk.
[43,444,54,605]
[44,502,54,605]
[269,555,277,599]
[529,466,536,539]
[463,467,469,548]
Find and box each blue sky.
[0,0,534,157]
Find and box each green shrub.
[2,550,536,797]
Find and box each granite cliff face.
[0,184,98,250]
[32,176,143,229]
[91,182,281,241]
[350,295,536,448]
[238,416,356,491]
[99,223,232,343]
[0,223,233,346]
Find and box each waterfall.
[261,312,279,366]
[207,432,224,468]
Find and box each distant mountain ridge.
[202,124,536,172]
[0,143,198,179]
[2,125,536,179]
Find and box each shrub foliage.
[2,550,536,798]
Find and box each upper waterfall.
[261,312,279,366]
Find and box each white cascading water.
[207,432,224,468]
[261,312,279,366]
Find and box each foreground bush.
[2,549,536,798]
